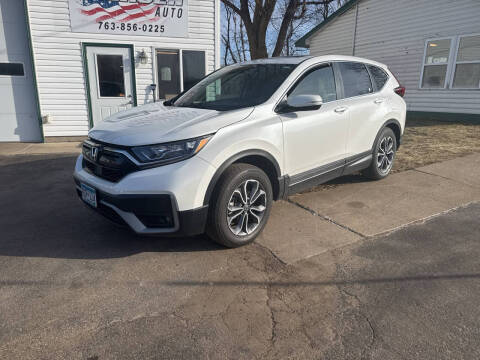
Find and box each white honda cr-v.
[74,55,406,247]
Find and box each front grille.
[82,140,137,182]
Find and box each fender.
[203,149,282,205]
[371,118,403,152]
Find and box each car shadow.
[0,155,224,260]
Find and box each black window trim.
[0,62,25,77]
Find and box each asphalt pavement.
[0,151,479,359]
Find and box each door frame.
[82,43,138,128]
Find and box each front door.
[280,64,348,177]
[86,46,135,126]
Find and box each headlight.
[131,135,212,164]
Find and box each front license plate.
[81,183,97,208]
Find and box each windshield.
[173,63,297,111]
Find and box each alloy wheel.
[227,179,267,236]
[377,135,395,174]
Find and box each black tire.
[362,127,397,180]
[206,163,273,248]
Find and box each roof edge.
[295,0,361,48]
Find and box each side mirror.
[286,94,323,111]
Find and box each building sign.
[68,0,188,38]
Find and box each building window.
[452,35,480,89]
[420,34,480,90]
[156,49,206,99]
[182,50,206,91]
[96,55,126,97]
[0,63,24,76]
[421,39,452,89]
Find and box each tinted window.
[0,63,24,76]
[157,50,180,100]
[338,62,373,98]
[182,50,206,91]
[289,65,337,102]
[367,65,389,90]
[97,55,125,97]
[174,64,296,111]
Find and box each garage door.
[0,0,41,142]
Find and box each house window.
[182,51,206,91]
[156,49,206,99]
[452,35,480,89]
[421,39,452,89]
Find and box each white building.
[296,0,480,120]
[0,0,220,142]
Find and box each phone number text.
[98,22,165,33]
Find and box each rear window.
[367,65,389,90]
[338,62,373,98]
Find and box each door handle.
[334,107,347,113]
[374,98,385,104]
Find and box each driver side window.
[289,65,337,103]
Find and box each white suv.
[74,55,406,247]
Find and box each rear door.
[335,62,388,157]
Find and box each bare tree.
[221,0,346,59]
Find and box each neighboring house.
[0,0,220,142]
[296,0,480,120]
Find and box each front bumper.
[74,179,208,236]
[73,154,215,236]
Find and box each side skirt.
[285,151,372,196]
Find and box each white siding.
[26,0,219,137]
[307,0,480,115]
[308,5,356,56]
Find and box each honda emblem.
[91,147,99,161]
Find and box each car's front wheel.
[206,163,273,248]
[363,127,397,180]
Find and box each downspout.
[352,3,359,56]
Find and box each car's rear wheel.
[206,163,273,248]
[363,127,397,180]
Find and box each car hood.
[88,102,254,146]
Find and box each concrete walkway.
[1,143,478,266]
[0,142,82,156]
[259,153,480,264]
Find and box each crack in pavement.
[338,287,376,360]
[413,168,480,189]
[287,199,367,238]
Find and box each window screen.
[367,65,389,90]
[453,35,480,89]
[289,65,337,102]
[182,51,206,91]
[421,39,451,88]
[0,63,24,76]
[96,55,125,97]
[338,62,373,98]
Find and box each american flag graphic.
[80,0,160,23]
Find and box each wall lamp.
[138,50,148,65]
